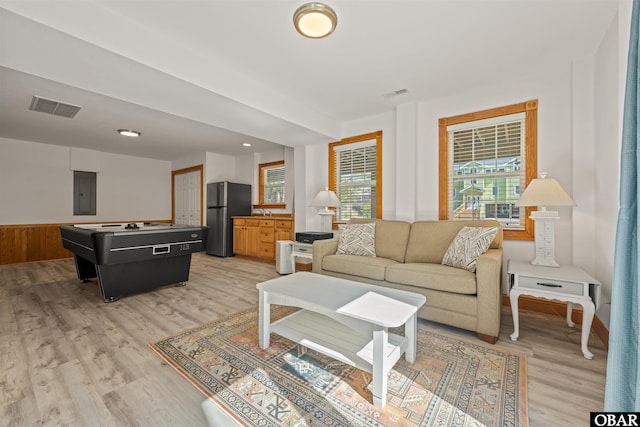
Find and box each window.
[439,100,537,240]
[329,131,382,225]
[257,161,285,207]
[73,171,96,215]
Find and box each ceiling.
[0,1,618,161]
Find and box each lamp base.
[530,257,560,268]
[317,210,335,233]
[529,211,560,268]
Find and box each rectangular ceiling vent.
[29,95,81,119]
[382,88,409,99]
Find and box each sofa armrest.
[475,248,503,339]
[312,239,339,273]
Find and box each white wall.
[171,152,206,173]
[252,147,296,214]
[395,103,418,222]
[426,69,578,286]
[205,152,238,184]
[0,137,171,224]
[297,54,619,300]
[293,143,329,232]
[589,6,628,328]
[341,111,397,219]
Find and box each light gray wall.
[0,137,171,224]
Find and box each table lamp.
[515,172,574,267]
[310,187,341,232]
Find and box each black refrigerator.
[206,181,252,257]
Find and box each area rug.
[149,305,528,426]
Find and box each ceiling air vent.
[382,88,409,99]
[29,95,81,118]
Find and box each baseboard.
[502,294,608,350]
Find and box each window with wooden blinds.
[329,131,382,224]
[439,100,538,241]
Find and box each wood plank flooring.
[0,253,607,426]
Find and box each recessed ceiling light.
[243,143,252,147]
[117,129,141,137]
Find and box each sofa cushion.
[348,218,411,262]
[442,226,498,272]
[337,222,376,257]
[405,220,502,263]
[386,263,477,294]
[376,220,411,262]
[322,254,398,281]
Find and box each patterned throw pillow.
[442,226,498,272]
[336,222,376,257]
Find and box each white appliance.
[275,240,294,274]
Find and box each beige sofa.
[312,219,503,343]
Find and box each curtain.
[605,0,640,411]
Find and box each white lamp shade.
[310,187,341,208]
[515,176,574,208]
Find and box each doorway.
[172,165,204,225]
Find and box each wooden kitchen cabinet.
[275,219,294,242]
[258,219,275,259]
[233,218,260,257]
[233,217,294,260]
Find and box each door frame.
[171,165,204,225]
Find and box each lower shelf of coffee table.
[270,309,407,373]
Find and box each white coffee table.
[257,272,426,407]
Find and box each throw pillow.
[336,222,376,257]
[442,226,498,272]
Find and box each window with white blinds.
[329,131,382,222]
[264,164,285,204]
[258,160,285,206]
[439,100,537,240]
[447,112,526,230]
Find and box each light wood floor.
[0,253,607,426]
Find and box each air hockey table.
[60,222,208,302]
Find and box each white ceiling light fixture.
[117,129,141,137]
[293,2,337,39]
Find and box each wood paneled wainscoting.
[0,220,173,265]
[0,224,72,265]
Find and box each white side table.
[508,260,601,359]
[290,242,313,271]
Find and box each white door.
[174,170,202,225]
[187,171,201,225]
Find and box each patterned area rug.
[149,306,528,426]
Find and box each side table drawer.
[293,245,312,256]
[517,275,584,296]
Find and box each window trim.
[329,131,383,228]
[438,100,537,240]
[255,160,286,209]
